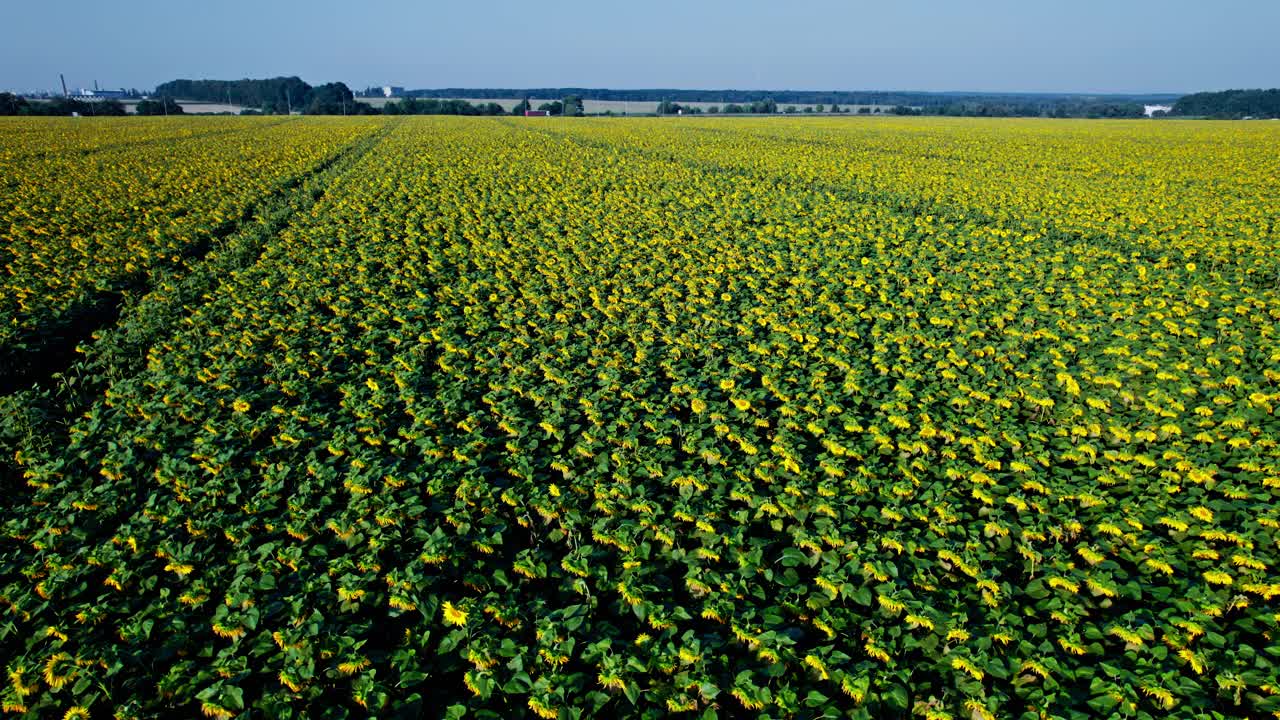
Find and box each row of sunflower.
[0,116,297,162]
[0,117,382,378]
[0,116,1278,719]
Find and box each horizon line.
[4,80,1204,98]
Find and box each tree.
[537,101,563,115]
[135,97,184,115]
[1172,89,1280,119]
[157,76,314,112]
[707,105,720,114]
[656,100,683,115]
[0,92,29,115]
[96,100,128,116]
[815,104,824,113]
[62,98,117,116]
[305,82,355,114]
[25,97,91,116]
[381,98,506,116]
[749,98,777,114]
[512,98,531,115]
[562,95,584,116]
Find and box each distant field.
[358,96,896,114]
[21,98,249,114]
[126,100,244,114]
[31,97,893,115]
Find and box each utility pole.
[286,88,292,115]
[60,74,68,98]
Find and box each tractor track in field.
[512,120,1243,279]
[0,120,397,495]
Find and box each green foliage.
[156,76,313,112]
[383,98,503,116]
[562,95,585,117]
[0,92,29,115]
[0,116,1278,720]
[1173,89,1280,119]
[15,98,127,116]
[304,83,356,115]
[720,99,777,114]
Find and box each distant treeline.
[154,77,377,115]
[1172,89,1280,118]
[0,93,131,116]
[890,100,1145,118]
[401,87,1176,107]
[382,98,507,115]
[399,87,1182,118]
[14,79,1279,120]
[0,89,1157,119]
[402,87,930,106]
[156,77,310,111]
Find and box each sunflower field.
[1,116,1279,719]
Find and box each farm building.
[77,88,127,99]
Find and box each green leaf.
[401,671,429,686]
[503,672,533,694]
[1025,579,1049,600]
[804,690,830,707]
[437,629,465,655]
[883,684,909,711]
[1087,694,1119,713]
[223,686,245,711]
[780,547,809,567]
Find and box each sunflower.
[442,601,468,627]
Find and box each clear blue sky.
[4,0,1277,94]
